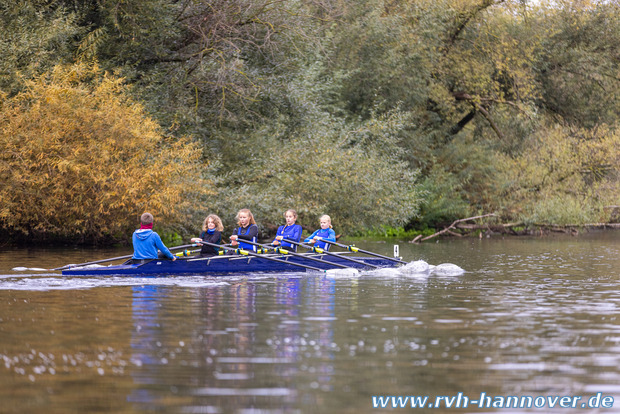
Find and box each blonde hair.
[320,214,332,228]
[140,212,153,225]
[203,214,224,232]
[236,209,256,226]
[285,209,298,219]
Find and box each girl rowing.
[191,214,224,257]
[230,209,259,252]
[272,209,302,252]
[303,214,336,250]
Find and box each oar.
[198,241,325,272]
[237,240,351,269]
[175,242,235,257]
[282,239,379,269]
[317,239,408,264]
[174,249,202,257]
[12,243,198,272]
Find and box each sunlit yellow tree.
[498,121,620,225]
[0,63,213,243]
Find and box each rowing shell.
[61,252,399,276]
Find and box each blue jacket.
[304,228,336,250]
[132,229,174,259]
[233,224,258,251]
[274,224,302,251]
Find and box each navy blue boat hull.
[61,254,398,276]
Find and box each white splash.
[431,263,465,276]
[328,260,464,278]
[399,260,432,276]
[325,268,360,278]
[367,267,401,277]
[67,264,106,269]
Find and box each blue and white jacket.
[274,224,302,251]
[303,228,336,250]
[233,224,258,251]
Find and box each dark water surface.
[0,232,618,413]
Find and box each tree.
[534,0,620,128]
[205,62,421,234]
[2,0,617,243]
[320,0,619,227]
[498,121,619,225]
[0,63,213,243]
[0,0,82,95]
[70,0,339,132]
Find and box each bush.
[498,121,619,225]
[0,63,213,243]
[523,196,595,226]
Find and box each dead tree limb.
[414,213,497,243]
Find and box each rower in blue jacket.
[272,209,302,252]
[230,209,259,252]
[132,212,177,261]
[304,214,336,251]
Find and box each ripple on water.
[0,275,230,290]
[192,387,296,397]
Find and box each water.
[0,231,618,413]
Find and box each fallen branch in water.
[411,213,497,243]
[456,221,525,235]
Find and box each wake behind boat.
[61,251,399,276]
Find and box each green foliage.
[497,120,619,225]
[205,62,421,235]
[160,231,184,247]
[523,196,596,227]
[354,226,435,239]
[321,0,619,228]
[0,0,82,94]
[0,63,213,243]
[414,169,472,229]
[534,0,620,128]
[85,0,331,133]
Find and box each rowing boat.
[61,252,399,276]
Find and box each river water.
[0,231,618,413]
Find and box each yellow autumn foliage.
[498,121,620,225]
[0,63,212,243]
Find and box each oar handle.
[170,243,200,250]
[174,249,202,257]
[280,238,320,251]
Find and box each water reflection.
[123,276,347,412]
[128,285,162,409]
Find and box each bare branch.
[415,213,497,242]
